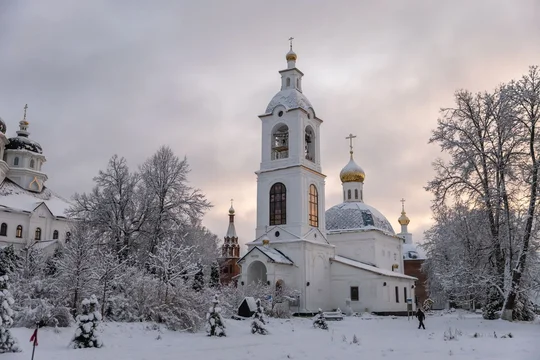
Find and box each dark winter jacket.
[416,310,425,321]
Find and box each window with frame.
[395,286,399,303]
[350,286,359,301]
[309,184,318,227]
[14,157,19,166]
[53,230,59,240]
[16,225,23,238]
[355,189,359,199]
[347,189,351,200]
[269,183,287,225]
[30,159,35,168]
[0,223,7,236]
[35,227,42,241]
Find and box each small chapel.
[235,43,417,315]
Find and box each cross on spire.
[346,133,357,156]
[230,199,234,207]
[400,198,406,212]
[23,104,28,120]
[289,37,294,50]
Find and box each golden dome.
[286,49,297,61]
[339,156,365,183]
[398,211,410,226]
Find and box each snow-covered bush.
[0,275,20,353]
[105,294,141,322]
[251,299,268,335]
[14,299,71,328]
[206,294,226,337]
[443,327,462,341]
[313,309,328,330]
[70,295,103,349]
[483,288,501,320]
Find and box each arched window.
[269,183,287,225]
[355,189,359,200]
[35,227,41,241]
[271,124,289,160]
[0,223,7,236]
[347,189,351,200]
[304,126,315,162]
[30,159,35,168]
[286,77,291,87]
[14,157,19,166]
[53,230,59,240]
[309,184,318,227]
[16,225,23,238]
[296,78,300,88]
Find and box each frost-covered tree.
[206,294,226,337]
[70,295,103,349]
[312,309,328,330]
[192,263,205,292]
[149,235,197,303]
[56,223,97,314]
[0,245,20,277]
[0,275,20,353]
[251,299,268,335]
[91,247,129,317]
[426,66,540,320]
[68,155,147,258]
[140,146,211,256]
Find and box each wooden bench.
[323,311,344,321]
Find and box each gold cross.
[400,198,406,211]
[23,104,28,120]
[289,37,294,50]
[345,133,356,154]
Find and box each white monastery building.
[238,44,417,314]
[0,106,72,252]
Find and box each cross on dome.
[346,133,357,156]
[339,133,365,183]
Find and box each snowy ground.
[5,311,539,360]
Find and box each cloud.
[1,0,539,250]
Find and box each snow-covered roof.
[265,88,314,115]
[402,243,427,260]
[332,255,417,280]
[238,245,294,265]
[325,201,395,235]
[0,179,72,218]
[225,221,237,238]
[243,297,257,311]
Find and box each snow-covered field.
[5,311,538,360]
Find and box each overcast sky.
[1,0,539,249]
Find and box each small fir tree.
[251,298,268,335]
[206,294,226,337]
[482,287,501,320]
[70,295,103,349]
[313,309,328,330]
[192,264,205,292]
[210,261,220,288]
[0,245,20,276]
[0,275,20,353]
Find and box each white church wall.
[329,262,416,313]
[255,167,327,240]
[328,232,376,265]
[0,207,71,250]
[372,233,405,272]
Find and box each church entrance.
[247,261,267,285]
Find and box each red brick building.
[219,202,241,286]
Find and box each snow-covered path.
[4,312,538,360]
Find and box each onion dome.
[286,49,297,62]
[339,156,365,183]
[0,117,6,134]
[398,199,410,225]
[229,204,235,215]
[398,211,410,226]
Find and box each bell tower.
[255,41,327,241]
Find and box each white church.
[0,107,72,252]
[237,45,417,314]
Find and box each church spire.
[17,104,30,137]
[222,199,239,258]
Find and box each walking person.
[416,308,426,329]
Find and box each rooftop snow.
[333,255,417,280]
[265,88,314,114]
[0,179,72,218]
[326,201,395,235]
